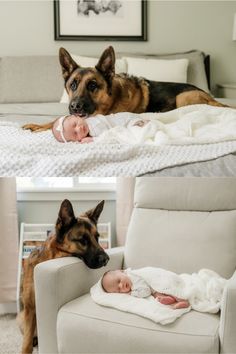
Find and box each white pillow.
[60,55,127,103]
[124,57,189,84]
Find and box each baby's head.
[101,270,132,293]
[52,115,89,142]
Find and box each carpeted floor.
[0,314,38,354]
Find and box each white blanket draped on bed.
[1,104,236,176]
[90,267,227,325]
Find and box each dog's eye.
[79,237,88,246]
[87,80,98,92]
[70,80,78,91]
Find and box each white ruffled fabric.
[95,105,236,145]
[90,267,227,325]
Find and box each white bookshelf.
[17,222,111,313]
[98,222,112,249]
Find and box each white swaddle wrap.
[90,267,227,325]
[92,105,236,145]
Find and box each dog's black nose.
[70,99,84,112]
[83,251,110,269]
[97,252,109,266]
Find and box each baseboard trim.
[0,302,17,315]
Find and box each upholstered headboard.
[0,49,211,103]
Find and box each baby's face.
[102,270,132,293]
[63,115,89,142]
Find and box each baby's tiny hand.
[81,137,94,144]
[133,119,150,127]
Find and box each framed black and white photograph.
[54,0,147,41]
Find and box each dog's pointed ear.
[59,48,79,82]
[84,200,105,224]
[95,46,115,81]
[56,199,76,243]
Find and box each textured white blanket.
[90,267,227,325]
[1,105,236,176]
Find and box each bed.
[0,50,236,176]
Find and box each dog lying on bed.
[23,46,227,133]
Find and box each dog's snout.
[69,96,96,116]
[84,250,109,269]
[96,252,109,266]
[70,99,84,112]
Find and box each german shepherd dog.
[23,46,226,133]
[17,199,109,354]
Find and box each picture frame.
[54,0,147,41]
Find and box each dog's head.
[55,199,109,269]
[59,46,116,117]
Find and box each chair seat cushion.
[57,294,219,354]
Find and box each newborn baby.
[52,115,93,143]
[52,113,150,143]
[102,269,190,309]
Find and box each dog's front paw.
[23,120,54,132]
[22,123,41,132]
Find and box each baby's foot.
[157,295,176,305]
[171,300,190,309]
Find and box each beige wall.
[0,1,236,91]
[17,197,117,246]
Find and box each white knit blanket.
[90,267,227,325]
[1,104,236,176]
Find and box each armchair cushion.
[124,178,236,278]
[57,294,219,354]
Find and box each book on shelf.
[97,222,111,247]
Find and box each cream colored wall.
[17,197,117,245]
[0,1,236,91]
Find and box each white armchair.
[35,177,236,354]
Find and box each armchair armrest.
[34,246,124,354]
[219,270,236,354]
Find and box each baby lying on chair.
[52,113,149,143]
[102,269,190,309]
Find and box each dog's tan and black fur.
[23,46,226,133]
[18,199,109,354]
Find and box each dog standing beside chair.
[17,199,109,354]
